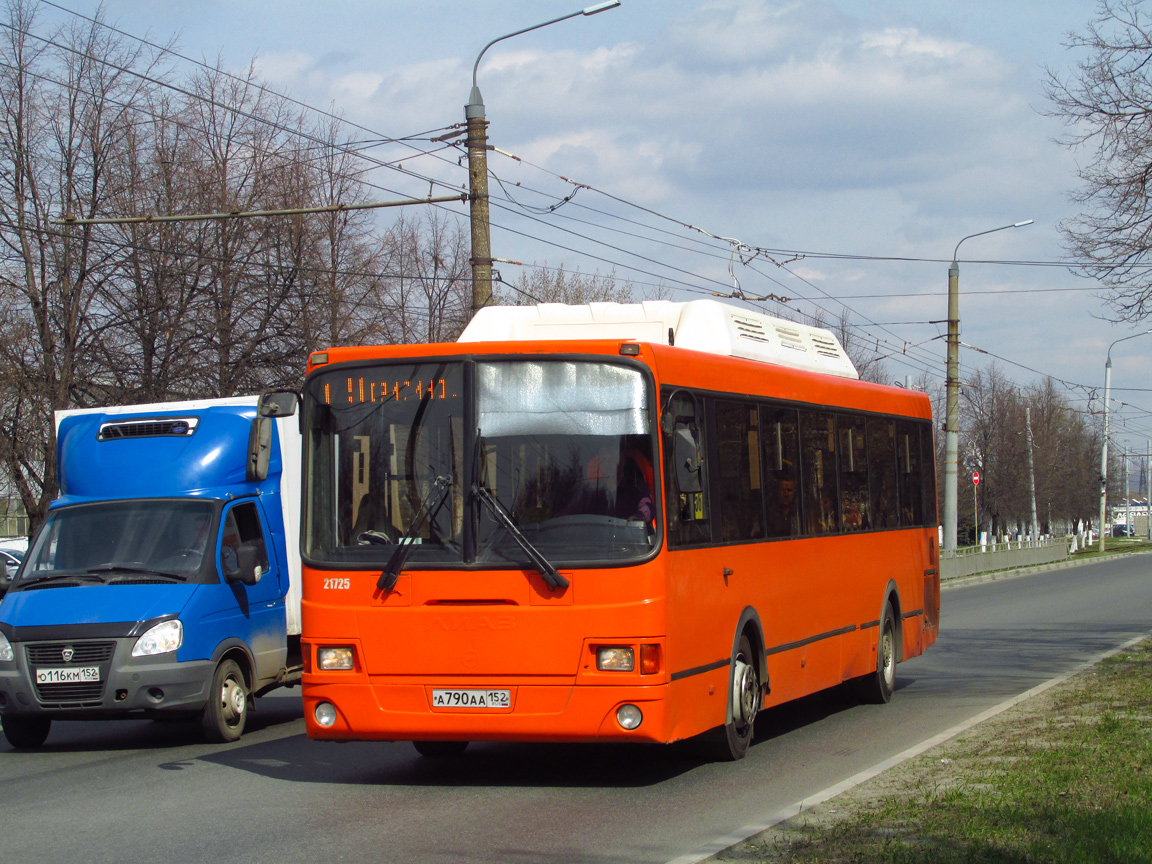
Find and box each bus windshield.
[303,358,657,569]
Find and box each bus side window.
[763,406,801,538]
[868,418,899,528]
[800,411,838,535]
[837,414,869,531]
[716,400,765,542]
[662,391,711,547]
[897,421,925,527]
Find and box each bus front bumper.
[302,679,671,744]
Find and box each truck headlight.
[132,620,183,657]
[0,631,13,662]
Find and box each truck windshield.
[303,358,658,568]
[15,500,218,587]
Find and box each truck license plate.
[36,666,100,684]
[431,689,510,709]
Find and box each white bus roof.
[458,299,859,379]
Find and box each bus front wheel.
[702,633,759,761]
[858,603,896,704]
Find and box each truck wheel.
[701,633,759,761]
[413,741,469,758]
[3,716,51,749]
[857,603,897,704]
[201,659,248,742]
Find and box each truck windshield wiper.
[22,571,108,587]
[86,564,188,581]
[83,564,187,585]
[473,484,569,591]
[377,476,453,592]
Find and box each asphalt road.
[4,553,1151,864]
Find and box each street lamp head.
[952,219,1033,263]
[583,1,621,13]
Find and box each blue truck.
[0,393,301,748]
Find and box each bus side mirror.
[259,390,298,418]
[674,427,702,493]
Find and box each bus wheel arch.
[703,607,765,761]
[858,584,901,704]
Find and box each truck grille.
[27,641,115,664]
[27,640,116,706]
[35,682,105,704]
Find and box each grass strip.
[724,638,1152,864]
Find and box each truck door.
[216,499,285,682]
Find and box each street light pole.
[942,220,1032,554]
[465,1,621,315]
[1097,329,1152,551]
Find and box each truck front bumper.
[0,635,214,720]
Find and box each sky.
[34,0,1152,456]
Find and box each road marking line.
[665,630,1152,864]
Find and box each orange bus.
[298,300,939,760]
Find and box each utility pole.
[465,95,492,314]
[1099,330,1152,551]
[1026,405,1038,542]
[464,2,621,316]
[943,220,1031,556]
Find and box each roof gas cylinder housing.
[457,299,859,380]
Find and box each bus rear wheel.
[2,715,51,749]
[413,740,469,758]
[857,603,896,704]
[703,633,759,761]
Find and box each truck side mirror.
[224,543,261,587]
[247,417,273,482]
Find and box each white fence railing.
[940,536,1069,581]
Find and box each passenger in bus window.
[616,446,654,523]
[766,478,798,537]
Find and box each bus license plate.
[36,666,100,684]
[431,689,510,709]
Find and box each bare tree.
[500,264,635,306]
[381,210,471,343]
[1046,0,1152,321]
[0,0,163,532]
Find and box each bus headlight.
[132,620,183,657]
[317,646,354,670]
[617,704,643,730]
[597,647,634,671]
[0,631,13,663]
[314,702,338,727]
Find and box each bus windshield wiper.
[377,476,453,592]
[472,484,569,591]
